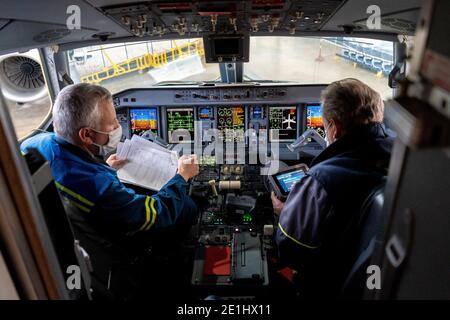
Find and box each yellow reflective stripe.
[65,197,91,213]
[137,196,152,232]
[55,181,94,207]
[127,196,156,236]
[144,198,157,231]
[278,223,319,250]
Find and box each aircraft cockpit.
[0,0,449,307]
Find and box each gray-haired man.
[272,78,393,297]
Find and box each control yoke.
[287,128,327,152]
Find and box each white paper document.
[116,135,178,191]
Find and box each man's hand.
[178,154,200,182]
[106,154,127,170]
[271,192,285,216]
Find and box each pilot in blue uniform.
[21,84,201,298]
[21,83,199,242]
[21,132,198,239]
[271,79,393,297]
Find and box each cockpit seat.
[61,199,155,300]
[25,147,148,300]
[340,179,386,299]
[24,148,93,299]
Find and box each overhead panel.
[101,0,345,38]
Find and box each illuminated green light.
[243,213,252,223]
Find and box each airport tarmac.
[5,37,393,139]
[5,96,51,140]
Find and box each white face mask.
[90,126,122,156]
[324,135,330,148]
[324,122,332,147]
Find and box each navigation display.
[306,105,325,138]
[269,106,297,142]
[166,108,194,143]
[130,108,158,136]
[217,106,245,142]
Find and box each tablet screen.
[275,169,306,194]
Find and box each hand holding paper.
[106,153,128,170]
[115,135,179,191]
[178,154,200,182]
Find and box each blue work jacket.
[21,133,197,239]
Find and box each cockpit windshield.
[67,36,394,98]
[245,37,394,98]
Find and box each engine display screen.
[269,106,297,142]
[306,105,325,138]
[166,108,194,143]
[130,108,158,136]
[217,106,245,142]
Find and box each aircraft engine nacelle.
[0,50,48,103]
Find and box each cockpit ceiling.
[0,0,424,54]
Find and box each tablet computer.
[269,164,308,199]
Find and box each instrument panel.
[114,84,327,159]
[114,84,328,297]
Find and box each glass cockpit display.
[198,107,215,142]
[130,108,158,136]
[217,106,245,142]
[251,106,263,119]
[306,105,325,138]
[268,106,297,142]
[198,107,214,120]
[166,108,194,143]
